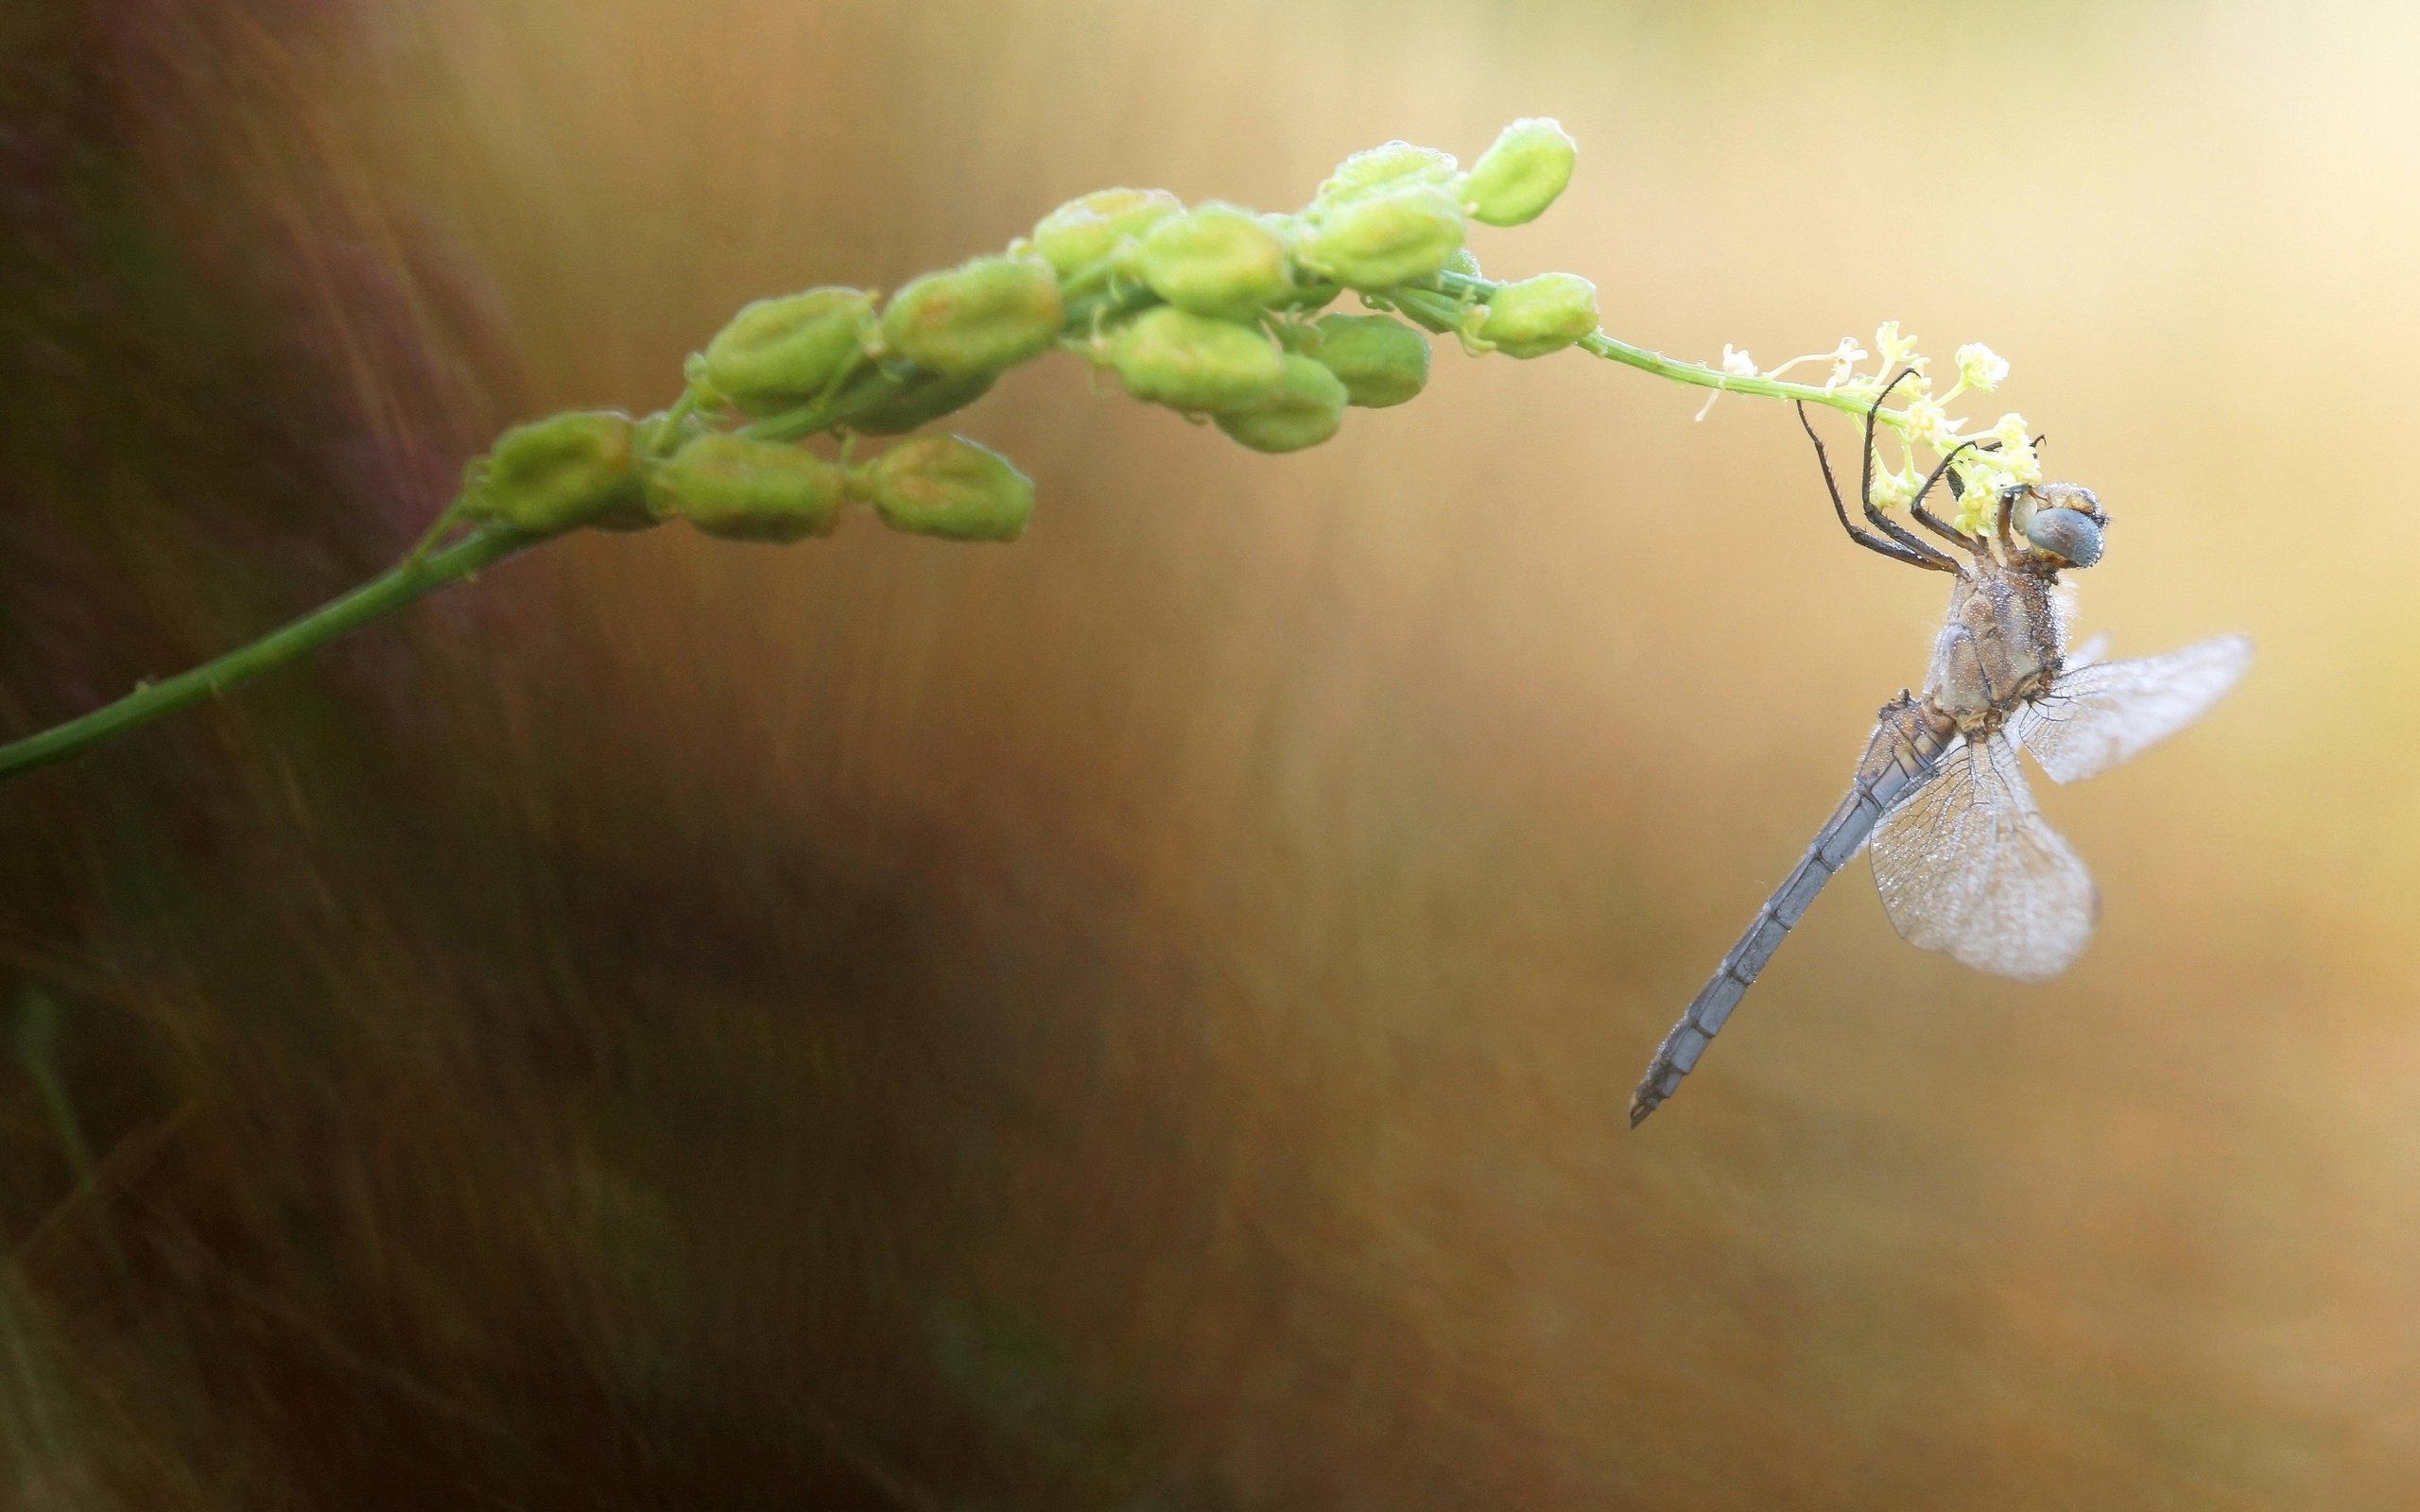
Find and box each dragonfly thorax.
[1923,566,2068,733]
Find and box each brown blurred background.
[3,0,2414,1505]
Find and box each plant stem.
[0,284,1171,785]
[1409,272,1916,428]
[0,269,1898,785]
[0,525,533,782]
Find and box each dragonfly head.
[2009,483,2106,570]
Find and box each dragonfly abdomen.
[1628,695,1956,1126]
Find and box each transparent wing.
[1871,732,2099,982]
[2020,634,2252,784]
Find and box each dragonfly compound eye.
[2024,506,2104,568]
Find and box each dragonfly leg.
[1854,369,1963,570]
[1908,438,1987,557]
[1795,402,1952,573]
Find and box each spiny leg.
[1794,402,1951,572]
[1855,369,1962,570]
[1908,438,1988,555]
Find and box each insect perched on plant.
[1629,371,2251,1125]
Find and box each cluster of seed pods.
[454,119,1594,548]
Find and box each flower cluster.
[1708,323,2039,533]
[440,119,1587,552]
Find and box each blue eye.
[2024,507,2104,567]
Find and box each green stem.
[0,282,1168,784]
[0,525,533,782]
[1410,271,1916,428]
[0,264,1904,785]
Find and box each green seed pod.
[846,369,997,437]
[1134,201,1294,318]
[645,435,846,543]
[701,287,876,416]
[1461,117,1579,227]
[881,255,1063,377]
[463,409,645,535]
[1305,313,1429,408]
[1315,141,1459,205]
[1108,306,1286,412]
[1215,354,1348,454]
[1031,188,1184,279]
[858,434,1034,542]
[1442,247,1483,280]
[1291,184,1465,291]
[1477,271,1599,358]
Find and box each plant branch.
[0,526,533,782]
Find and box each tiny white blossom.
[1955,342,2009,392]
[1823,336,1871,393]
[1869,463,1919,510]
[1696,343,1761,420]
[1973,411,2042,491]
[1953,490,1998,535]
[1904,395,1966,453]
[1874,320,1920,370]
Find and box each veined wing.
[1872,732,2098,983]
[2022,635,2252,784]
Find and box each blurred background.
[3,0,2414,1505]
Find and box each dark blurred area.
[3,0,2415,1505]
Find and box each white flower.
[1822,335,1870,393]
[1955,342,2009,392]
[1869,463,1919,510]
[1903,395,1966,453]
[1976,411,2042,488]
[1696,343,1761,420]
[1874,320,1921,370]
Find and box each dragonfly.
[1628,372,2251,1125]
